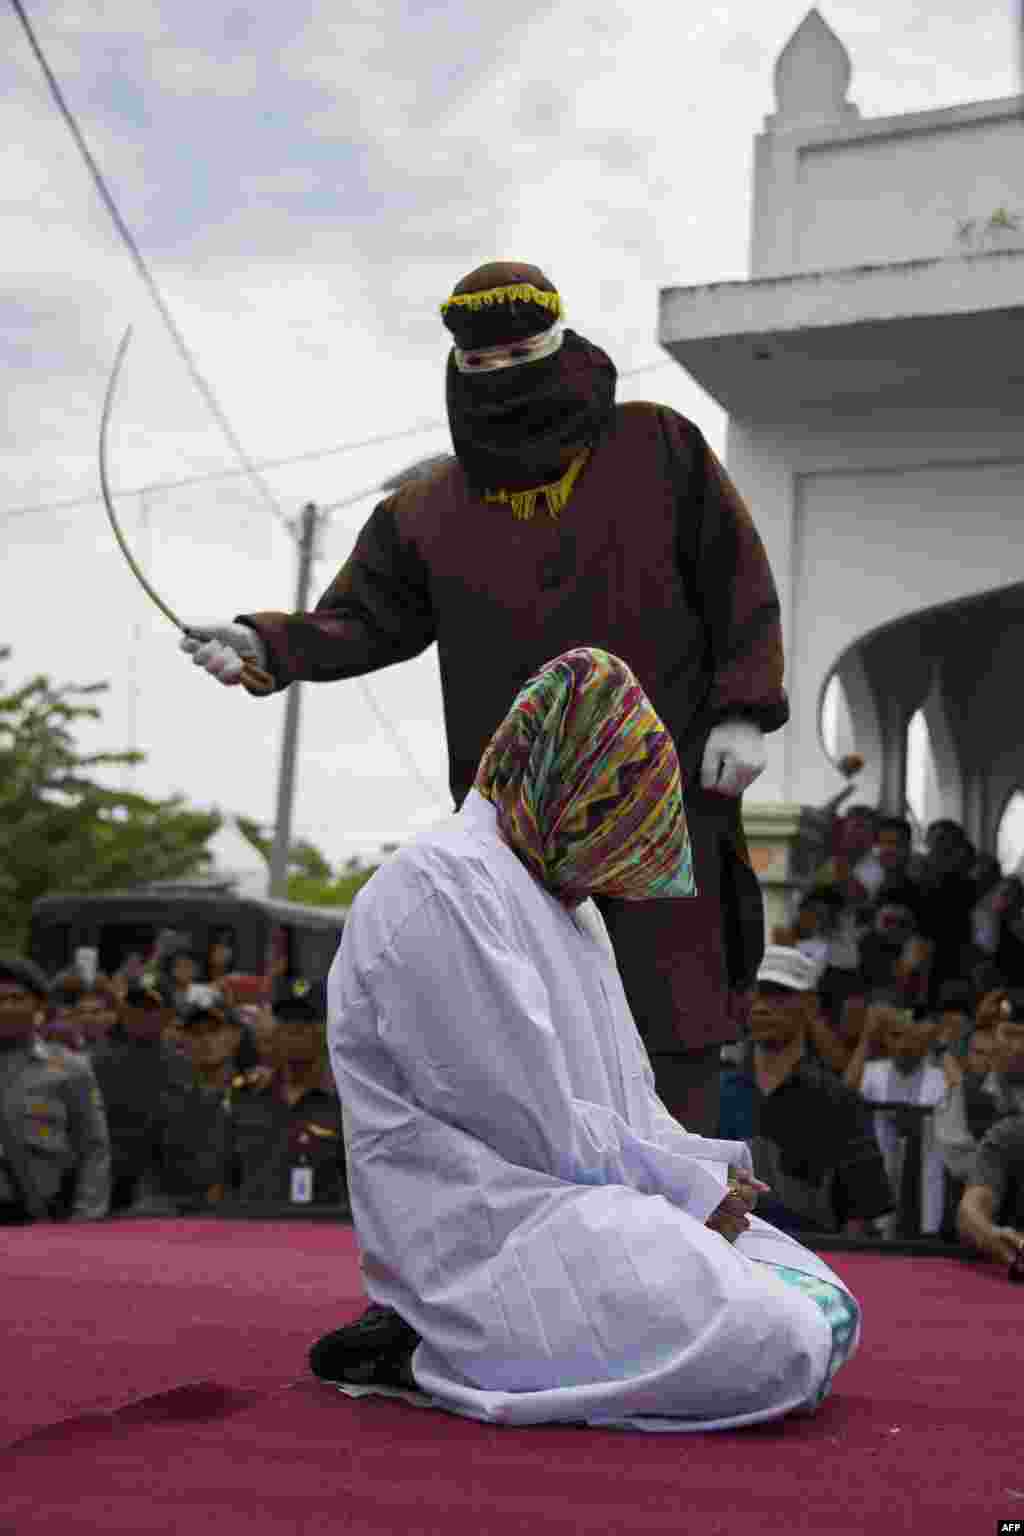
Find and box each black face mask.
[446,329,617,495]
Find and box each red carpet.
[2,1218,1022,1535]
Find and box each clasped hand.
[705,1167,771,1244]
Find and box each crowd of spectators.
[2,813,1023,1279]
[0,929,346,1226]
[723,805,1024,1275]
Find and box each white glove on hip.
[180,622,268,686]
[700,719,766,797]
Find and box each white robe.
[327,790,861,1432]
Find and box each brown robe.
[238,401,788,1052]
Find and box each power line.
[4,0,678,819]
[4,417,454,522]
[356,677,449,809]
[8,0,293,539]
[7,0,447,826]
[4,356,677,524]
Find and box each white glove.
[700,719,765,796]
[180,622,268,686]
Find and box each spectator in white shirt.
[848,1005,947,1235]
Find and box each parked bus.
[28,880,349,990]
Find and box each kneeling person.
[314,649,861,1430]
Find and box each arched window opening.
[906,708,940,832]
[821,673,855,763]
[997,790,1024,875]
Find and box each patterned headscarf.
[473,648,695,908]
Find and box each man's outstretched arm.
[958,1183,1024,1267]
[184,494,437,691]
[958,1117,1024,1266]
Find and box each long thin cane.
[99,326,277,696]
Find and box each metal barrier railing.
[865,1101,939,1240]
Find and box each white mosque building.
[659,7,1024,921]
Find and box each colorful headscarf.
[473,648,695,907]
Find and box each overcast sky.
[4,0,1021,885]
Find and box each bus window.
[99,923,161,980]
[293,925,344,982]
[266,924,291,982]
[204,928,238,985]
[30,923,72,978]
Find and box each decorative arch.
[817,650,884,807]
[996,789,1024,874]
[916,666,963,826]
[905,709,938,832]
[820,673,852,761]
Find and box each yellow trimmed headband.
[440,283,563,319]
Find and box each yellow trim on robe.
[483,448,590,522]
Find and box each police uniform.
[0,1036,111,1223]
[228,1065,347,1207]
[223,978,348,1209]
[88,1029,218,1212]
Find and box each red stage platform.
[2,1218,1022,1535]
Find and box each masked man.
[183,261,788,1135]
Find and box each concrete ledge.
[658,247,1024,416]
[661,246,1024,340]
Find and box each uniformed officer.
[88,984,217,1214]
[168,998,251,1210]
[225,978,348,1211]
[49,969,120,1054]
[0,955,111,1225]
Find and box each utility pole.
[264,453,448,901]
[268,501,319,898]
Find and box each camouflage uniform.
[219,1065,348,1208]
[0,1036,111,1220]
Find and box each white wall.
[752,21,1024,283]
[793,110,1024,274]
[721,15,1024,829]
[728,404,1024,809]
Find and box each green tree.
[0,647,221,950]
[234,815,378,907]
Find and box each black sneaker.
[309,1302,421,1389]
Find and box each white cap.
[756,945,821,993]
